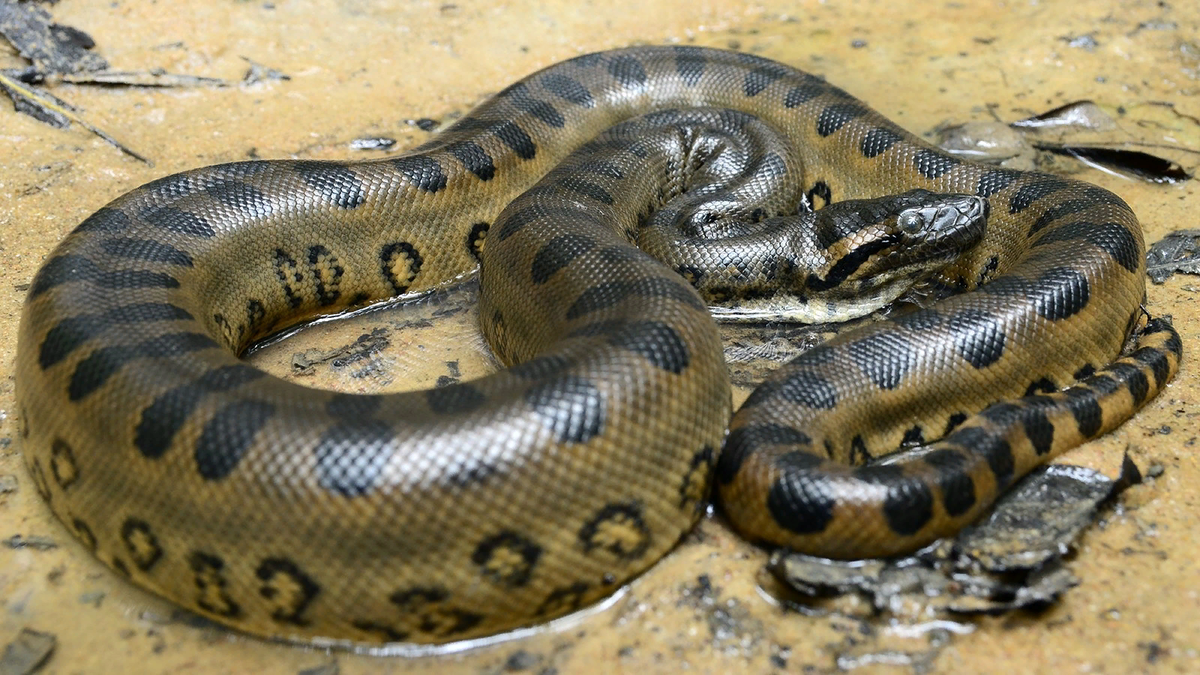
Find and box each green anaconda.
[15,46,1182,645]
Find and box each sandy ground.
[1,0,1197,673]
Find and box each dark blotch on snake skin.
[392,156,449,193]
[767,463,836,535]
[948,426,1015,489]
[975,169,1021,198]
[472,531,543,587]
[674,47,707,87]
[379,241,424,294]
[49,438,77,489]
[195,400,276,481]
[205,180,272,216]
[860,127,903,158]
[848,331,916,390]
[29,255,180,299]
[538,583,591,616]
[921,448,977,517]
[135,364,265,459]
[256,557,320,626]
[39,302,193,369]
[426,383,488,415]
[69,332,218,401]
[563,179,614,205]
[1132,345,1172,389]
[189,551,241,618]
[1032,220,1140,273]
[100,238,194,266]
[541,73,595,107]
[718,423,812,485]
[449,141,496,181]
[73,518,98,552]
[606,321,690,374]
[743,63,790,97]
[1109,362,1150,405]
[815,103,867,137]
[783,83,824,108]
[76,207,131,233]
[901,425,925,447]
[493,121,538,160]
[315,420,395,497]
[120,518,164,572]
[913,149,959,180]
[1024,377,1058,396]
[578,501,651,559]
[509,353,574,381]
[565,277,704,320]
[524,376,606,444]
[607,55,648,89]
[293,162,367,208]
[948,309,1007,369]
[502,82,566,128]
[1009,177,1069,213]
[772,369,839,409]
[854,465,935,535]
[327,392,382,419]
[1063,387,1104,438]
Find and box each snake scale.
[16,46,1182,645]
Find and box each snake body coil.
[16,46,1181,644]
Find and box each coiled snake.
[16,46,1181,645]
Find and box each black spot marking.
[307,244,344,306]
[566,277,704,319]
[1024,405,1055,455]
[314,421,394,497]
[293,161,366,208]
[1111,362,1150,405]
[525,376,605,444]
[273,248,304,308]
[976,169,1020,198]
[120,518,163,572]
[766,468,836,535]
[679,445,715,511]
[944,412,968,435]
[135,364,264,459]
[1074,363,1097,381]
[194,400,275,480]
[380,241,424,294]
[542,73,594,107]
[674,47,706,86]
[256,558,320,626]
[607,321,689,374]
[111,557,130,578]
[579,502,651,559]
[494,121,537,160]
[564,179,613,205]
[73,518,97,552]
[848,331,915,389]
[467,221,489,262]
[743,64,789,96]
[1063,387,1103,437]
[393,155,448,193]
[449,141,495,181]
[922,449,976,517]
[783,82,824,108]
[509,353,574,380]
[855,465,934,535]
[901,425,925,447]
[913,149,959,179]
[860,127,902,158]
[948,309,1007,369]
[1038,267,1091,321]
[70,332,218,401]
[1009,177,1068,213]
[850,435,872,464]
[815,103,866,137]
[205,179,271,215]
[503,82,566,127]
[139,205,217,237]
[472,531,542,587]
[772,369,839,409]
[1024,377,1057,396]
[100,238,193,266]
[948,426,1014,488]
[537,582,590,616]
[718,424,811,485]
[28,255,180,299]
[49,439,77,489]
[77,207,131,233]
[1032,220,1140,273]
[1131,345,1172,389]
[189,551,241,618]
[607,55,647,88]
[425,383,487,415]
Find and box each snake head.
[803,189,988,304]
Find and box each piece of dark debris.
[1147,229,1200,284]
[0,1,106,73]
[407,117,439,132]
[768,459,1142,618]
[242,56,290,85]
[0,628,56,675]
[3,534,58,551]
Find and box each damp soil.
[1,1,1198,673]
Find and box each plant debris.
[1147,229,1200,283]
[0,628,56,675]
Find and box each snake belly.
[15,46,1181,645]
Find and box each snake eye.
[897,210,924,235]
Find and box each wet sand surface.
[1,0,1197,672]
